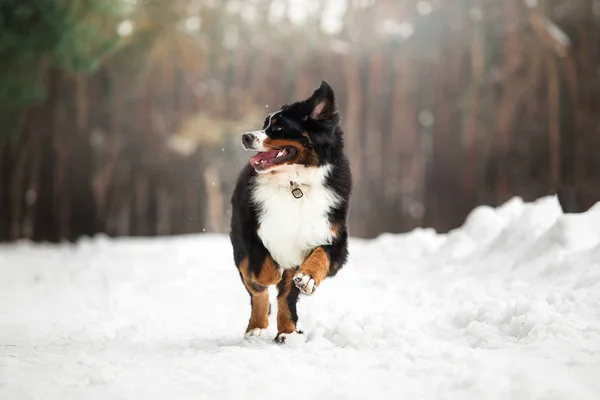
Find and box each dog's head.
[242,81,341,173]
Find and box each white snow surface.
[2,195,600,399]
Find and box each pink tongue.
[249,149,280,166]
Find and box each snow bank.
[1,196,600,399]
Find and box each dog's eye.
[272,127,282,132]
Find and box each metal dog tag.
[291,187,303,199]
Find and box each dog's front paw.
[293,272,317,295]
[274,332,288,344]
[245,328,267,339]
[274,330,304,344]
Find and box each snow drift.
[1,195,600,399]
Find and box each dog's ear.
[308,81,337,121]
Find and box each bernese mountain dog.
[229,81,352,343]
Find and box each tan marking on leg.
[246,290,269,333]
[254,256,282,287]
[277,270,297,335]
[240,258,269,333]
[298,247,330,287]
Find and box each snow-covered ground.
[1,196,600,399]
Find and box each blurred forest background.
[1,0,600,242]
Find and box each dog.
[229,81,352,343]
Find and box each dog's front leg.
[249,254,282,287]
[240,251,282,338]
[293,247,329,295]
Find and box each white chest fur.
[252,165,340,269]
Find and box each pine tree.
[0,0,120,141]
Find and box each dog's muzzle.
[242,133,253,149]
[241,130,267,151]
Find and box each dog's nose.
[242,133,253,148]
